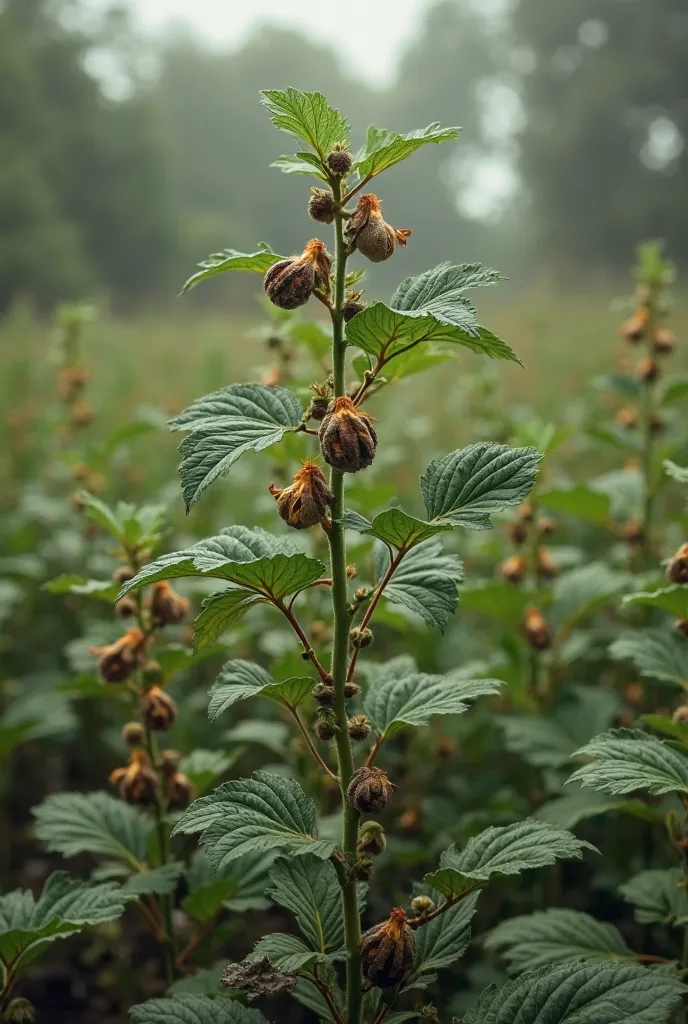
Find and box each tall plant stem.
[328,176,363,1024]
[639,297,658,565]
[143,724,177,985]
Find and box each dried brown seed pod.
[653,327,677,354]
[160,749,181,772]
[269,461,333,529]
[89,627,147,683]
[141,684,177,731]
[348,713,371,740]
[522,607,551,651]
[536,547,559,580]
[673,705,688,724]
[621,307,650,342]
[667,543,688,585]
[411,895,435,916]
[615,407,638,429]
[264,239,331,309]
[344,681,360,699]
[164,769,193,808]
[109,748,158,805]
[517,501,535,522]
[347,766,394,814]
[308,189,337,224]
[319,396,378,473]
[537,516,557,537]
[346,193,411,263]
[222,956,297,1000]
[150,581,190,627]
[312,682,336,707]
[637,355,659,383]
[57,364,90,401]
[500,553,526,584]
[115,594,137,619]
[357,820,387,856]
[314,709,337,741]
[360,907,416,988]
[112,565,134,584]
[351,855,373,881]
[507,520,528,545]
[350,627,374,649]
[342,300,366,322]
[326,145,353,175]
[121,721,144,747]
[620,519,645,546]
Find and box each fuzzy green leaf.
[534,786,660,830]
[250,932,334,973]
[118,527,325,604]
[122,863,185,897]
[610,630,688,688]
[172,772,334,869]
[271,153,328,180]
[373,538,463,632]
[623,586,688,619]
[168,384,304,510]
[179,750,240,797]
[340,508,453,551]
[569,728,688,796]
[130,995,269,1024]
[484,909,634,974]
[33,791,153,865]
[421,443,542,528]
[261,88,348,159]
[267,856,345,953]
[391,261,502,312]
[620,868,688,926]
[538,484,612,524]
[550,563,629,629]
[354,122,459,178]
[43,575,119,602]
[460,962,684,1024]
[459,581,532,626]
[181,247,283,295]
[194,589,265,650]
[208,660,313,718]
[411,888,480,987]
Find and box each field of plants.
[1,87,688,1024]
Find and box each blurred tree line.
[0,0,686,312]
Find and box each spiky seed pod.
[264,239,331,309]
[360,907,416,988]
[109,748,158,805]
[314,709,337,741]
[348,714,371,740]
[89,627,147,683]
[342,300,366,322]
[537,516,557,537]
[121,721,144,747]
[164,769,193,808]
[308,382,332,421]
[676,619,688,638]
[653,327,677,354]
[112,565,134,584]
[312,682,336,707]
[354,587,369,602]
[615,407,638,429]
[350,627,374,649]
[621,307,650,342]
[536,547,559,580]
[411,895,435,916]
[673,705,688,724]
[522,607,551,651]
[269,461,333,529]
[637,355,659,383]
[150,581,190,627]
[667,543,688,585]
[351,856,373,881]
[308,189,337,224]
[141,684,177,731]
[346,193,411,263]
[507,521,528,545]
[319,396,378,473]
[358,820,387,857]
[327,145,353,175]
[344,681,360,699]
[500,553,526,584]
[348,766,394,814]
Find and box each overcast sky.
[119,0,432,85]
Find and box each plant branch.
[342,173,374,206]
[290,706,338,781]
[275,598,331,682]
[407,887,482,930]
[347,549,405,683]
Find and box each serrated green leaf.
[427,821,594,898]
[271,153,328,179]
[484,909,634,974]
[538,484,611,524]
[43,575,119,602]
[364,669,501,739]
[33,791,153,867]
[0,872,131,972]
[168,384,304,510]
[373,538,463,632]
[119,527,325,604]
[569,728,688,796]
[74,494,165,548]
[340,508,453,551]
[460,961,684,1024]
[665,459,688,484]
[610,630,688,688]
[353,345,455,385]
[267,856,344,953]
[130,995,269,1024]
[346,302,519,367]
[620,868,688,926]
[261,88,348,159]
[550,563,629,630]
[534,786,660,830]
[250,932,334,973]
[410,888,480,987]
[391,262,502,312]
[641,713,688,743]
[194,589,265,650]
[623,586,688,619]
[183,850,273,921]
[181,247,283,295]
[353,122,459,178]
[172,771,334,869]
[659,376,688,407]
[421,443,542,528]
[179,750,238,797]
[123,863,184,897]
[208,660,314,718]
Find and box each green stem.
[144,724,177,984]
[640,300,657,565]
[328,176,363,1024]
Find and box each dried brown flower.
[319,396,378,473]
[346,193,411,263]
[326,145,353,175]
[150,581,190,627]
[360,907,416,988]
[141,684,177,731]
[269,461,333,529]
[621,307,650,342]
[264,239,331,309]
[667,543,688,585]
[308,188,337,224]
[522,607,551,651]
[109,749,158,805]
[90,627,147,683]
[347,766,394,814]
[500,553,526,584]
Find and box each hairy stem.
[328,175,363,1024]
[640,298,658,565]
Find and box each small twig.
[407,887,481,930]
[347,549,405,682]
[308,969,345,1024]
[342,173,374,206]
[176,919,216,967]
[276,598,331,683]
[365,732,385,768]
[291,707,338,781]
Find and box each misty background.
[1,0,687,313]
